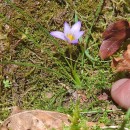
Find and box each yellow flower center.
[67,34,75,41]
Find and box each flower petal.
[50,31,66,40]
[71,21,81,34]
[64,35,77,44]
[64,22,71,34]
[74,31,84,39]
[64,36,71,43]
[71,39,78,44]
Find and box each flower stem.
[67,44,82,88]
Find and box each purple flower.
[50,21,84,44]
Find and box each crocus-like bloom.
[50,21,84,44]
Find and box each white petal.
[71,21,81,34]
[71,39,79,44]
[74,31,84,39]
[50,31,66,40]
[64,36,71,43]
[64,22,71,34]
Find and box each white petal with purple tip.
[50,31,66,41]
[64,36,70,43]
[71,39,78,44]
[71,21,81,34]
[74,31,84,39]
[64,22,71,35]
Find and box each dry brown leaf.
[97,92,108,101]
[1,106,70,130]
[99,20,130,60]
[111,44,130,72]
[3,64,18,76]
[86,121,105,128]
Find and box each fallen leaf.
[1,106,70,130]
[86,121,105,128]
[10,106,23,115]
[107,104,118,111]
[3,64,18,76]
[112,44,130,72]
[97,92,108,101]
[99,20,130,59]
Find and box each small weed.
[3,79,12,88]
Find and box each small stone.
[111,78,130,109]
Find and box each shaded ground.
[0,0,130,129]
